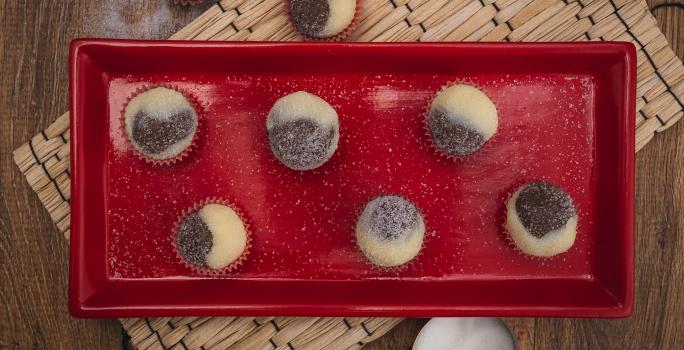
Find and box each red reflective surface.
[70,40,635,318]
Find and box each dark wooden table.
[1,1,682,349]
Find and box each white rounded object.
[413,318,518,350]
[428,84,498,157]
[355,195,425,267]
[124,86,198,160]
[176,203,248,270]
[506,182,578,257]
[431,84,498,138]
[266,91,340,170]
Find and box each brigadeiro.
[505,182,578,257]
[266,91,340,170]
[426,83,498,158]
[122,86,200,164]
[286,0,361,40]
[355,195,426,267]
[174,199,251,273]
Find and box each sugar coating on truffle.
[356,195,425,267]
[506,182,578,257]
[289,0,356,38]
[428,84,498,157]
[176,203,248,270]
[124,87,198,160]
[176,213,212,267]
[267,91,340,170]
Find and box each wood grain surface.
[0,1,681,349]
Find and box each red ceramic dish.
[69,40,635,318]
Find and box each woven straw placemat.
[12,0,684,349]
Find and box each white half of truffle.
[506,188,578,257]
[123,86,198,160]
[320,0,356,37]
[266,91,339,130]
[198,204,248,269]
[413,318,518,350]
[355,196,426,267]
[430,84,498,139]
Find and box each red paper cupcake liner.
[498,180,575,260]
[284,0,362,42]
[120,83,203,166]
[423,81,498,162]
[352,194,428,272]
[172,197,253,276]
[174,0,206,5]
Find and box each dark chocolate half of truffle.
[428,109,486,157]
[367,196,421,240]
[515,182,576,238]
[131,109,196,155]
[289,0,330,36]
[177,212,213,266]
[268,118,336,170]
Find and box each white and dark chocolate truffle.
[356,195,426,267]
[506,182,578,257]
[288,0,356,38]
[266,91,340,170]
[176,204,248,270]
[427,84,498,157]
[124,87,198,160]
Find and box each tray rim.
[69,39,635,318]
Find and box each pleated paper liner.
[174,0,206,5]
[13,1,684,349]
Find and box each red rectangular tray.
[70,40,635,318]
